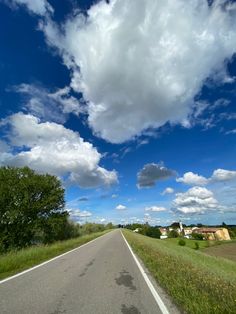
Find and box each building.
[192,227,231,241]
[184,228,193,236]
[160,228,167,236]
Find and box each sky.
[0,0,236,226]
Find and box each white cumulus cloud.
[173,186,219,214]
[177,172,208,186]
[116,204,127,210]
[0,113,118,188]
[6,0,53,15]
[145,206,167,212]
[41,0,236,143]
[161,187,175,195]
[177,169,236,185]
[68,209,92,220]
[211,169,236,182]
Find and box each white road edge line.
[121,230,170,314]
[0,230,113,285]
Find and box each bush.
[192,233,204,240]
[178,239,186,246]
[194,242,199,250]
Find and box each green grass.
[164,237,225,249]
[123,230,236,314]
[0,230,111,280]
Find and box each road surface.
[0,230,172,314]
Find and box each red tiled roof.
[193,228,222,233]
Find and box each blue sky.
[0,0,236,226]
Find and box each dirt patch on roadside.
[204,242,236,262]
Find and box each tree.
[168,229,179,238]
[0,166,65,251]
[145,226,161,239]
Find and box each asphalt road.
[0,230,169,314]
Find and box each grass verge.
[164,237,231,249]
[0,230,111,280]
[123,230,236,314]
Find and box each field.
[203,242,236,262]
[0,230,111,280]
[123,230,236,314]
[164,237,229,249]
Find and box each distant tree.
[79,223,106,235]
[0,166,65,251]
[168,229,179,238]
[145,226,161,239]
[197,223,203,228]
[125,223,143,230]
[192,233,204,240]
[170,222,181,228]
[106,222,114,229]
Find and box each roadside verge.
[0,229,112,282]
[122,229,236,314]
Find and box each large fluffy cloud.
[137,163,176,188]
[211,169,236,182]
[173,186,219,214]
[0,113,118,188]
[6,0,53,15]
[177,169,236,185]
[41,0,236,143]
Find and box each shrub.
[194,242,199,250]
[178,239,186,246]
[192,233,204,240]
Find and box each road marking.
[0,231,113,285]
[121,230,170,314]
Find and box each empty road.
[0,230,171,314]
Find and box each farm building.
[192,227,231,241]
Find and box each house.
[192,227,231,241]
[183,228,193,236]
[160,228,168,236]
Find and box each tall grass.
[0,230,111,280]
[123,230,236,314]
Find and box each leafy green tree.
[145,226,161,239]
[168,229,179,238]
[106,222,114,229]
[0,166,65,251]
